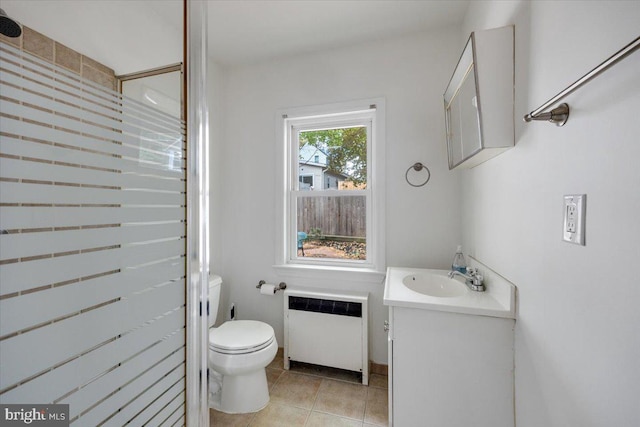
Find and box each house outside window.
[276,99,386,274]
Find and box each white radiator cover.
[283,288,369,385]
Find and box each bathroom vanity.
[384,265,516,427]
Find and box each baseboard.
[369,361,388,376]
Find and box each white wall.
[210,27,463,363]
[461,1,640,426]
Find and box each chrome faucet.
[448,268,485,292]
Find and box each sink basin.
[384,267,516,318]
[402,273,468,297]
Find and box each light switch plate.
[563,194,586,245]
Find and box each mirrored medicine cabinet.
[444,25,514,169]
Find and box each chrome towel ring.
[405,162,431,187]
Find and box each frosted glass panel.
[121,70,182,119]
[0,42,186,425]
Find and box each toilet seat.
[209,320,275,355]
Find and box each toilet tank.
[208,275,222,328]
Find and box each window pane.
[296,196,366,260]
[297,127,367,191]
[299,174,314,190]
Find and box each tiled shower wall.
[0,26,116,89]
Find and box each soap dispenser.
[451,245,467,274]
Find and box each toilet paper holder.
[257,280,287,291]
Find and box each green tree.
[299,127,367,186]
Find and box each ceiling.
[1,0,469,73]
[207,1,470,66]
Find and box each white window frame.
[274,99,386,280]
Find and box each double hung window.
[277,100,385,273]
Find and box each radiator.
[283,288,369,385]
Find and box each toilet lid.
[209,320,275,354]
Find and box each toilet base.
[210,368,270,414]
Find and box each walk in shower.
[0,1,209,425]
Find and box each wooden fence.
[297,196,366,238]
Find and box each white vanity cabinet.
[388,306,515,427]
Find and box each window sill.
[273,263,386,284]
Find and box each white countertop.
[383,265,516,319]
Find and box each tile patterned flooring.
[210,352,389,427]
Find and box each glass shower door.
[0,38,188,425]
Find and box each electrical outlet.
[563,195,586,245]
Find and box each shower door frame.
[184,0,211,425]
[116,1,212,423]
[120,3,213,423]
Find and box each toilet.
[208,275,277,414]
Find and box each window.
[299,174,314,190]
[276,99,385,274]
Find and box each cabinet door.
[446,62,481,168]
[392,307,514,427]
[387,307,394,426]
[445,36,480,169]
